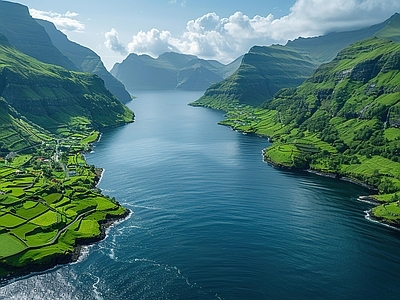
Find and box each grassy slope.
[221,37,400,224]
[0,130,128,279]
[0,34,133,134]
[193,45,318,108]
[36,19,132,104]
[192,15,394,109]
[0,97,52,155]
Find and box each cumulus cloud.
[107,0,400,63]
[126,28,178,55]
[105,28,128,55]
[29,9,84,32]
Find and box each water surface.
[1,91,400,299]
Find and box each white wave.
[91,275,104,300]
[364,210,400,232]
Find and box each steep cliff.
[36,19,132,104]
[0,33,133,134]
[0,1,77,71]
[192,14,397,109]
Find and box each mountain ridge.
[0,1,78,71]
[0,32,133,137]
[36,19,132,104]
[193,14,400,109]
[111,52,242,91]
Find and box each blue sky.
[12,0,400,70]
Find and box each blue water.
[2,91,400,299]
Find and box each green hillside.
[36,19,132,104]
[192,14,397,109]
[0,97,51,155]
[0,30,132,279]
[220,37,400,225]
[0,34,133,134]
[193,45,318,108]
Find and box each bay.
[1,91,400,299]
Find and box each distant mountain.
[36,20,132,104]
[193,45,319,108]
[0,33,133,138]
[193,14,398,108]
[0,1,78,71]
[111,52,242,91]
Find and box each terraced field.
[0,131,128,278]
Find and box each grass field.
[0,129,128,277]
[0,233,27,257]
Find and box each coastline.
[0,131,131,284]
[365,209,400,231]
[0,208,130,285]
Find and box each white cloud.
[29,9,85,32]
[106,0,400,63]
[105,28,128,55]
[168,0,186,7]
[126,28,178,56]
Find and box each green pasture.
[30,211,58,227]
[76,219,100,237]
[95,197,118,211]
[80,131,100,145]
[44,193,63,204]
[372,202,400,223]
[10,155,32,168]
[0,167,16,178]
[0,233,27,257]
[384,128,400,141]
[0,213,26,228]
[25,230,57,246]
[16,202,48,220]
[0,195,21,206]
[264,144,298,167]
[53,196,71,208]
[10,223,39,240]
[343,156,400,178]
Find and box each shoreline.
[0,130,130,285]
[0,208,131,286]
[364,209,400,231]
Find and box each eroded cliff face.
[0,1,78,71]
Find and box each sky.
[11,0,400,70]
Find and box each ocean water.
[2,91,400,299]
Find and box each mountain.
[0,33,133,137]
[193,45,319,108]
[110,52,241,91]
[221,37,400,201]
[0,1,78,71]
[193,14,398,109]
[36,20,132,104]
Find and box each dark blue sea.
[2,91,400,299]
